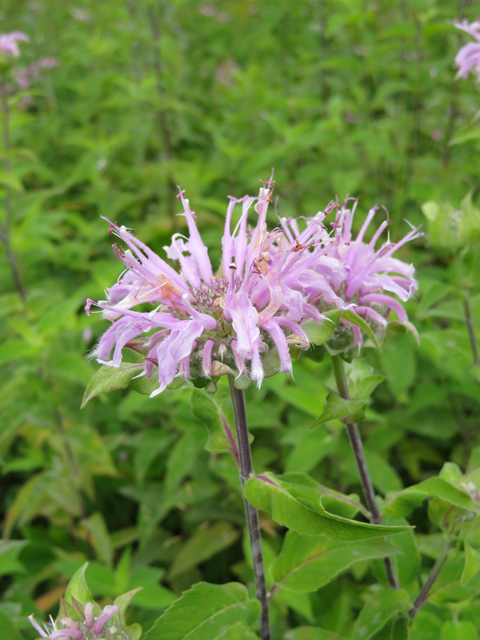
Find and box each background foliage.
[1,0,480,638]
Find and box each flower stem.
[409,543,450,618]
[331,354,399,590]
[229,379,270,640]
[0,78,25,301]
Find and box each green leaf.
[0,340,40,365]
[128,365,185,395]
[440,621,477,640]
[81,363,144,408]
[245,473,412,540]
[371,616,409,639]
[350,375,385,401]
[460,542,480,586]
[387,320,420,346]
[0,609,22,640]
[280,472,366,519]
[81,512,112,568]
[340,309,381,350]
[214,622,259,639]
[285,629,347,640]
[144,582,261,640]
[114,588,143,640]
[0,172,23,192]
[191,387,237,456]
[303,310,341,345]
[64,562,93,606]
[0,541,28,578]
[449,125,480,146]
[270,530,399,592]
[310,393,366,429]
[168,522,240,580]
[274,588,314,622]
[352,588,411,640]
[382,477,480,519]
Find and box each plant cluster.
[1,2,480,640]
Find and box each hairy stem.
[331,355,399,590]
[229,379,270,640]
[0,78,25,301]
[463,296,479,367]
[409,543,450,618]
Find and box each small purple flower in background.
[0,31,29,60]
[453,19,480,79]
[28,603,119,639]
[86,175,339,394]
[14,57,60,89]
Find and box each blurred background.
[1,0,480,638]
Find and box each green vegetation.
[1,1,480,638]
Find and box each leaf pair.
[245,472,411,541]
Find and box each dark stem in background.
[148,2,177,222]
[331,354,400,590]
[229,379,271,640]
[409,543,450,618]
[463,296,480,367]
[0,79,26,301]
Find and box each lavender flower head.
[28,603,120,639]
[453,19,480,79]
[86,175,337,395]
[325,199,422,348]
[281,198,422,350]
[0,32,29,62]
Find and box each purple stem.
[229,379,270,640]
[331,354,399,590]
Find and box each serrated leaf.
[382,477,480,519]
[191,387,238,457]
[270,530,399,592]
[168,522,239,580]
[340,309,382,350]
[64,563,93,606]
[81,363,144,408]
[144,582,261,640]
[303,310,341,346]
[245,473,412,541]
[310,393,366,429]
[352,588,411,640]
[460,542,480,586]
